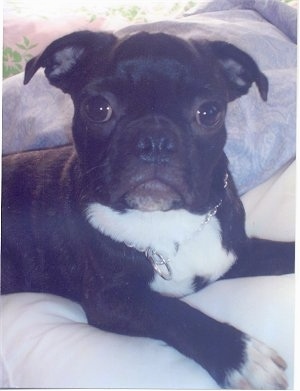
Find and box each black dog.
[2,30,294,389]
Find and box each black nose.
[137,131,176,163]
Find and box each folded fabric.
[2,0,296,194]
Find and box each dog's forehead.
[80,33,226,101]
[108,33,211,85]
[114,57,192,84]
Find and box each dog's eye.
[196,102,222,127]
[84,96,113,123]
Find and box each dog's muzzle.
[125,178,183,212]
[118,116,189,212]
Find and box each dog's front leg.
[222,238,295,280]
[81,283,287,389]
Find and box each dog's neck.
[86,173,229,281]
[124,197,224,280]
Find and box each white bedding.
[0,161,295,389]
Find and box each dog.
[2,30,294,389]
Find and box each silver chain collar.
[125,173,229,281]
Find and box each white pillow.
[1,275,294,388]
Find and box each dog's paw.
[224,336,288,389]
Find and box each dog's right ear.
[24,31,117,94]
[209,41,268,102]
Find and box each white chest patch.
[86,203,236,297]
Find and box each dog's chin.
[124,179,183,212]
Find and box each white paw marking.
[225,336,288,389]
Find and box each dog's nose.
[137,131,176,163]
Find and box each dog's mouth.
[124,179,183,212]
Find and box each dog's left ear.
[24,31,117,94]
[209,41,268,102]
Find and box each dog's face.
[24,31,268,214]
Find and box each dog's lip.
[124,179,183,212]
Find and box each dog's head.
[24,31,268,214]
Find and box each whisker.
[83,164,104,177]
